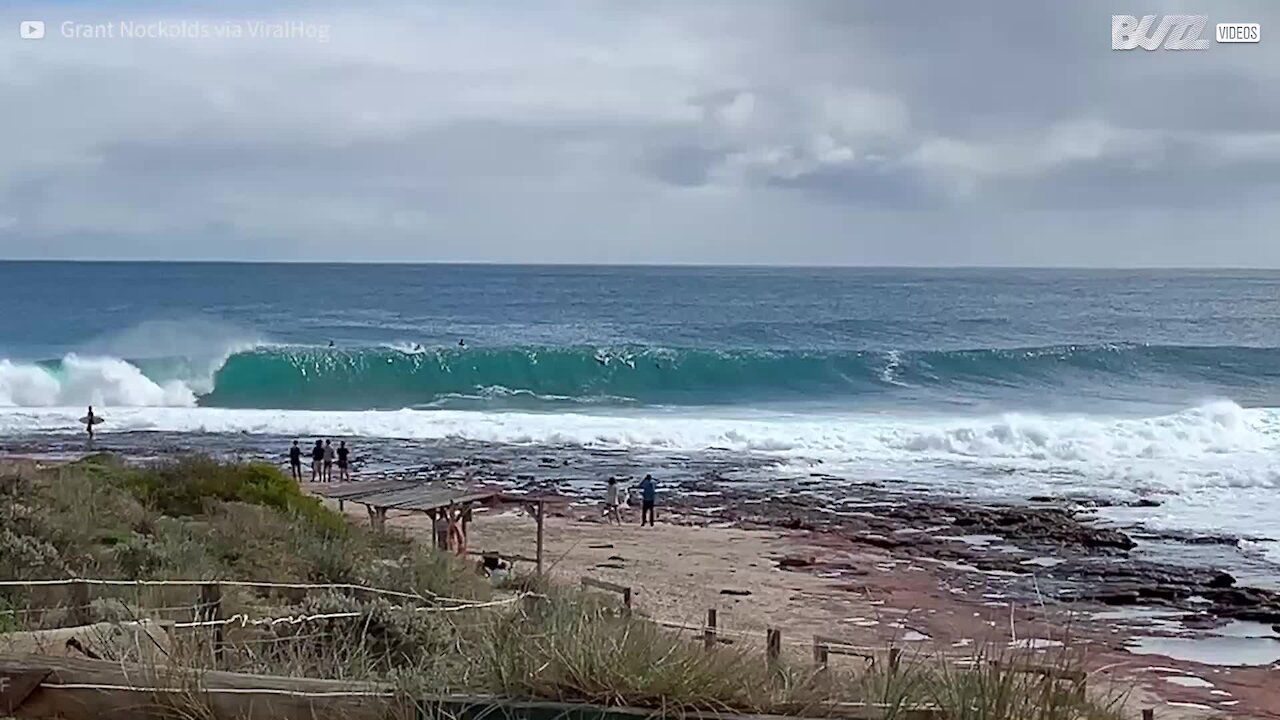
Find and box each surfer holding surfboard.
[80,405,103,441]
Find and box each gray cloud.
[0,0,1277,265]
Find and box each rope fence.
[0,578,442,603]
[0,574,1164,718]
[3,575,1056,664]
[1,575,1078,662]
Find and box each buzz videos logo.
[1112,15,1260,50]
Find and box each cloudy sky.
[1,0,1278,265]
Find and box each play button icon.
[20,21,46,39]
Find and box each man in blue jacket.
[638,474,657,526]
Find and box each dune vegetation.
[0,454,1127,719]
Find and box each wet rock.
[1206,586,1272,607]
[1208,572,1235,589]
[1227,607,1280,624]
[1086,587,1143,605]
[1181,614,1220,630]
[1137,529,1242,546]
[854,533,901,550]
[945,506,1136,551]
[777,555,815,570]
[1138,585,1187,602]
[779,517,816,531]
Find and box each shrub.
[92,455,346,535]
[260,593,459,677]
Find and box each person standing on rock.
[336,441,351,482]
[638,474,657,526]
[323,440,336,482]
[288,440,303,481]
[310,440,324,482]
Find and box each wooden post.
[580,578,633,613]
[1142,710,1154,720]
[703,609,717,650]
[69,581,91,626]
[889,647,902,675]
[200,583,224,667]
[535,500,545,576]
[813,636,829,669]
[766,628,781,664]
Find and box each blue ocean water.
[2,262,1279,411]
[1,262,1279,558]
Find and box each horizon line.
[0,259,1277,271]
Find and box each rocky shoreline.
[605,475,1280,632]
[6,433,1279,632]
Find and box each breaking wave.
[0,342,1277,410]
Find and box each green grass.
[0,455,1129,719]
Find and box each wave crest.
[0,355,197,407]
[0,342,1277,410]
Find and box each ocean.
[2,262,1279,567]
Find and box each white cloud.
[0,0,1278,265]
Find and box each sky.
[1,0,1278,266]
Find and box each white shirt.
[605,483,619,506]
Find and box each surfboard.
[80,416,104,425]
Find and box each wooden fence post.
[1142,710,1154,720]
[812,636,829,670]
[535,501,545,576]
[580,577,633,614]
[69,581,91,626]
[703,609,717,650]
[889,648,902,675]
[200,583,224,666]
[766,628,781,665]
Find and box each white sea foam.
[0,355,198,407]
[0,399,1277,559]
[0,321,260,408]
[1,400,1275,480]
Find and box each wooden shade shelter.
[314,480,559,574]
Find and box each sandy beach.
[308,482,1280,720]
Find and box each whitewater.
[3,263,1280,566]
[2,349,1278,560]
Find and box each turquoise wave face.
[112,343,1280,410]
